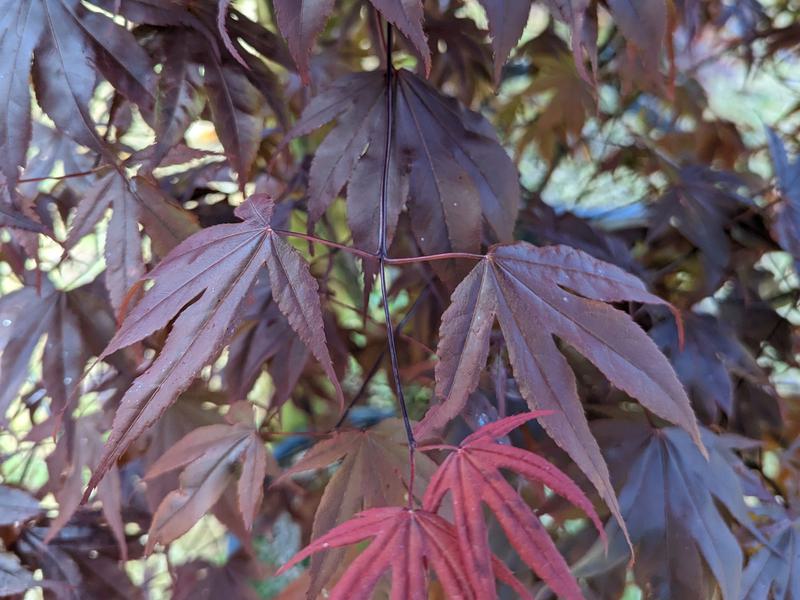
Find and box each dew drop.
[63,377,73,385]
[1,319,11,327]
[322,542,330,548]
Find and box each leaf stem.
[273,228,484,264]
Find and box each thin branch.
[334,286,431,429]
[377,23,416,507]
[18,166,109,184]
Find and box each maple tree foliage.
[1,0,800,599]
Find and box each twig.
[377,23,417,507]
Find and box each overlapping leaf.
[422,412,604,599]
[289,68,518,261]
[64,171,199,314]
[145,408,277,551]
[417,241,701,546]
[274,419,436,598]
[741,512,800,599]
[28,0,155,157]
[651,312,764,422]
[648,165,752,289]
[0,485,41,526]
[767,128,800,272]
[277,507,533,600]
[85,194,342,497]
[0,281,89,417]
[40,415,127,561]
[577,422,755,600]
[274,0,430,82]
[0,552,38,597]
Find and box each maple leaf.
[288,68,518,261]
[88,0,287,184]
[478,0,532,80]
[651,311,764,422]
[172,554,261,600]
[147,31,204,169]
[416,241,701,547]
[766,127,800,273]
[577,422,757,600]
[85,194,342,499]
[648,165,752,290]
[740,511,800,599]
[273,419,437,598]
[144,406,277,551]
[0,280,89,417]
[274,0,430,83]
[277,506,533,600]
[523,47,595,162]
[223,280,310,407]
[41,414,128,561]
[476,0,596,84]
[64,171,199,314]
[0,485,41,526]
[420,411,604,599]
[0,551,38,597]
[0,1,44,191]
[28,0,155,156]
[18,520,139,600]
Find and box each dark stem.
[334,286,430,429]
[377,23,416,507]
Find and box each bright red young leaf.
[145,406,277,551]
[417,241,702,548]
[85,194,342,498]
[277,506,533,600]
[421,411,604,600]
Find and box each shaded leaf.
[577,422,753,600]
[478,0,532,81]
[0,551,37,597]
[145,414,277,551]
[44,414,128,561]
[606,0,667,68]
[767,128,800,272]
[741,513,800,600]
[275,0,429,82]
[0,1,43,190]
[0,485,41,526]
